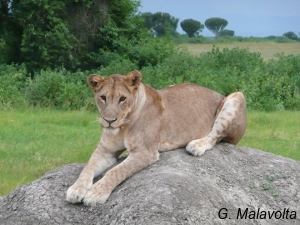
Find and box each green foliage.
[0,0,141,71]
[128,37,175,68]
[25,70,91,110]
[141,12,154,30]
[283,31,298,40]
[1,46,300,111]
[141,12,179,37]
[265,55,300,109]
[180,19,204,37]
[0,64,27,109]
[21,22,76,72]
[205,17,228,36]
[0,1,22,64]
[86,36,175,72]
[141,52,196,88]
[0,38,9,64]
[11,1,76,71]
[205,47,264,72]
[98,58,137,75]
[173,35,299,44]
[26,71,65,107]
[142,48,299,111]
[84,34,175,69]
[109,0,140,27]
[219,29,235,37]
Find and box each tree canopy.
[180,19,204,37]
[0,0,141,71]
[219,29,235,37]
[141,12,178,37]
[205,17,228,36]
[283,31,298,40]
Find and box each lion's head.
[88,70,143,129]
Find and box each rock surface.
[0,143,299,225]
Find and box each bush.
[98,58,137,75]
[2,0,142,72]
[141,48,300,111]
[25,70,92,109]
[141,51,199,88]
[204,47,264,71]
[173,35,298,44]
[128,37,175,68]
[0,39,9,64]
[0,64,27,109]
[0,47,299,111]
[82,33,175,70]
[219,29,235,37]
[264,55,300,109]
[26,71,65,107]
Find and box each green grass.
[240,111,300,160]
[0,109,299,196]
[0,109,100,196]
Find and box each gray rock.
[0,143,299,225]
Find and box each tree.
[283,31,298,40]
[0,0,140,71]
[0,0,22,63]
[205,17,228,36]
[141,12,154,30]
[219,29,235,37]
[180,19,204,37]
[141,12,178,37]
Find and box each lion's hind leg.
[186,92,246,156]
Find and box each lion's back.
[158,83,224,149]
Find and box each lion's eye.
[100,95,106,102]
[119,96,126,103]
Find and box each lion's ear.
[126,70,142,87]
[87,74,104,91]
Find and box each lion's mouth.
[103,124,120,129]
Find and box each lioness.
[66,70,246,206]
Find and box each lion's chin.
[103,126,121,134]
[105,126,117,129]
[103,125,116,129]
[102,123,123,130]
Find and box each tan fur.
[66,70,247,206]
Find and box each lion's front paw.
[186,137,214,156]
[66,182,91,204]
[83,186,111,207]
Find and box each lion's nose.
[103,118,117,125]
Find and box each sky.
[139,0,300,37]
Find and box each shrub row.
[173,35,300,44]
[142,48,300,111]
[0,47,299,111]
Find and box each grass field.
[178,42,300,60]
[0,109,100,196]
[0,109,299,196]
